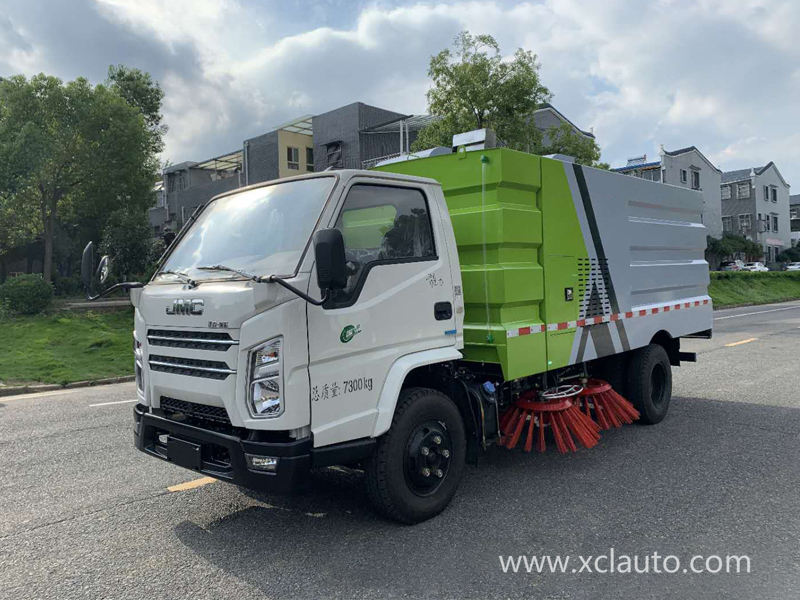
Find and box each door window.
[333,184,436,301]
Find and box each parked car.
[785,262,800,272]
[720,260,745,271]
[742,262,769,272]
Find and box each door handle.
[434,301,452,321]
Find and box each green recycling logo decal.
[339,324,362,344]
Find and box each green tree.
[413,31,606,167]
[0,69,163,282]
[100,208,161,281]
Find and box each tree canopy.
[0,67,165,281]
[412,32,607,167]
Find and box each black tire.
[626,343,672,425]
[364,387,466,524]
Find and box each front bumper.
[134,404,311,493]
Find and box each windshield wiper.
[197,264,261,281]
[158,269,197,288]
[199,265,331,307]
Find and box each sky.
[1,0,799,185]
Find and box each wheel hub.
[404,420,452,496]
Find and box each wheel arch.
[650,329,680,365]
[372,347,462,438]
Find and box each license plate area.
[167,437,202,470]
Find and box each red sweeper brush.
[500,385,601,454]
[576,378,640,430]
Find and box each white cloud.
[2,0,798,185]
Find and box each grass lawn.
[709,272,800,308]
[0,309,134,385]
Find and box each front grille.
[147,329,236,352]
[148,354,235,380]
[160,396,231,425]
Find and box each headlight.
[248,338,284,418]
[133,334,143,393]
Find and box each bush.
[0,274,54,314]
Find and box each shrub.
[0,274,54,314]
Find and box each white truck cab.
[124,170,466,518]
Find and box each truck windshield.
[156,176,335,282]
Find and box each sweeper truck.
[81,130,712,523]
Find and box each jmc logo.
[166,299,204,316]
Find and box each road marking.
[725,338,758,347]
[167,477,218,492]
[714,305,800,321]
[89,399,138,407]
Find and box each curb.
[0,376,136,398]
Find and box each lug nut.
[420,447,430,456]
[422,468,431,477]
[435,469,443,478]
[433,436,442,445]
[442,449,450,458]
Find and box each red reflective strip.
[684,303,691,308]
[663,306,671,312]
[639,310,647,317]
[594,316,603,324]
[557,322,568,330]
[576,319,586,327]
[519,326,531,336]
[610,314,620,321]
[625,312,634,319]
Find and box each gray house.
[720,163,791,262]
[533,103,596,148]
[612,146,723,238]
[789,194,799,247]
[149,152,244,236]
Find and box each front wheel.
[626,343,673,424]
[365,387,466,524]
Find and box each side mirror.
[313,228,347,291]
[97,255,110,285]
[81,242,95,289]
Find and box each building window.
[721,185,731,200]
[738,214,752,231]
[306,147,314,172]
[287,147,300,170]
[791,208,798,219]
[773,215,779,232]
[680,169,687,184]
[737,182,750,199]
[761,213,769,232]
[722,216,732,232]
[691,170,700,190]
[652,170,661,182]
[763,185,769,201]
[771,188,777,202]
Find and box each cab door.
[307,180,456,447]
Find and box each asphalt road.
[2,301,800,599]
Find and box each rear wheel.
[626,343,672,424]
[365,387,466,524]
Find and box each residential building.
[790,194,800,247]
[312,102,408,172]
[244,115,315,185]
[612,146,723,238]
[149,151,244,237]
[720,163,791,262]
[533,103,596,148]
[149,101,595,236]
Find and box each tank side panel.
[375,149,546,380]
[564,164,713,364]
[539,158,589,370]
